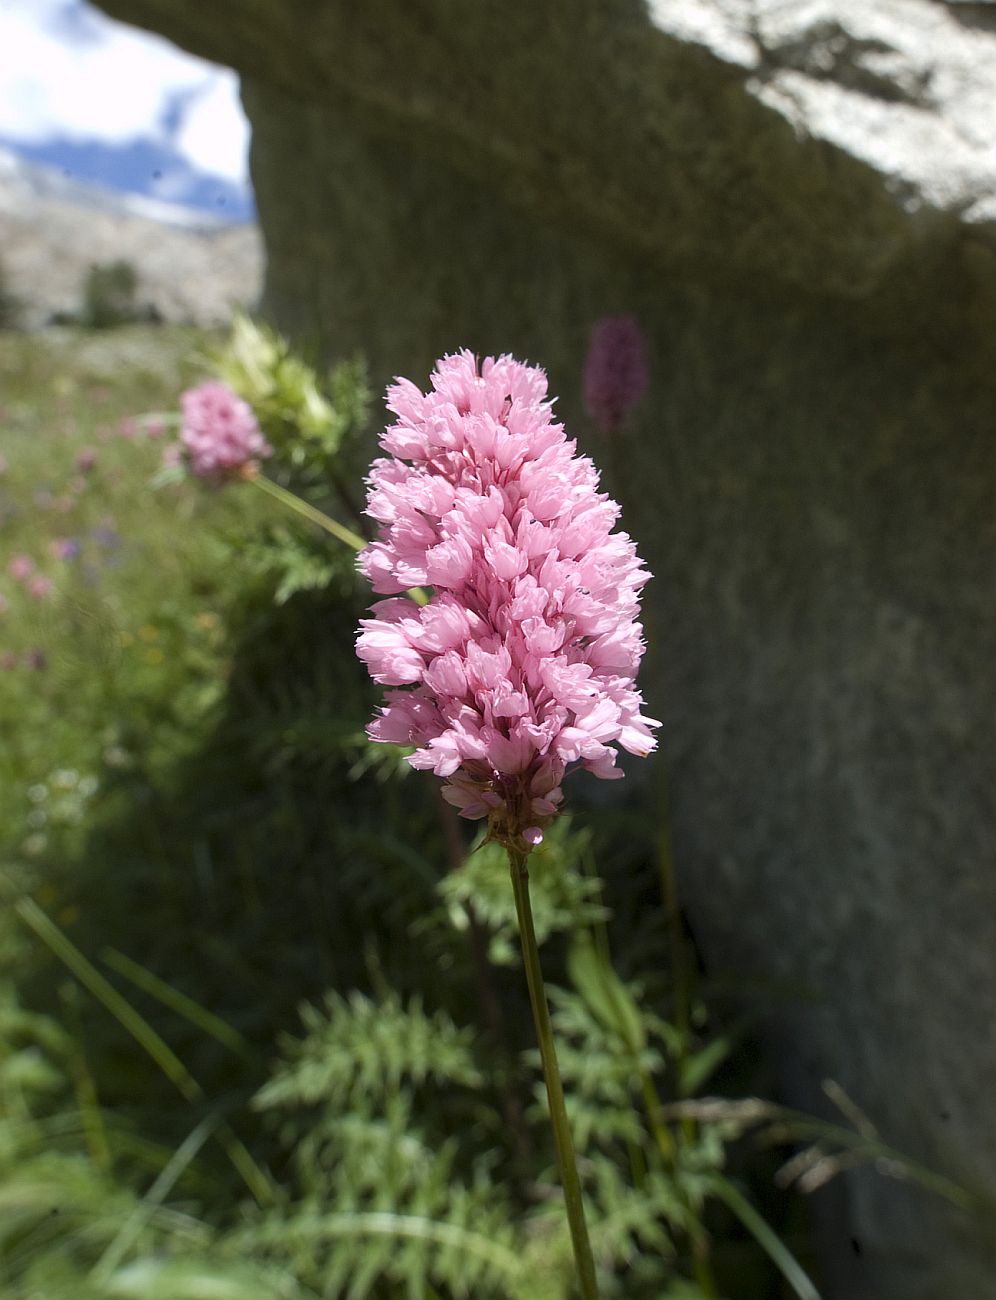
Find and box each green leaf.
[567,935,645,1054]
[104,1257,304,1300]
[254,989,482,1113]
[101,948,250,1057]
[706,1173,821,1300]
[678,1017,752,1097]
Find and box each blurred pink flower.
[28,575,55,601]
[118,416,138,439]
[8,554,34,582]
[179,381,273,479]
[1,651,17,671]
[143,415,167,439]
[76,448,98,473]
[26,648,47,670]
[583,315,649,434]
[356,350,659,851]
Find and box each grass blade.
[15,897,273,1206]
[91,1114,218,1283]
[707,1173,821,1300]
[101,947,250,1057]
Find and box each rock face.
[91,2,996,1294]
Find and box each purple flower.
[583,315,649,434]
[50,538,81,561]
[179,381,273,480]
[356,351,659,851]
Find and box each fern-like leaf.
[255,990,483,1113]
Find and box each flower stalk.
[249,473,429,604]
[508,845,600,1300]
[249,471,367,551]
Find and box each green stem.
[508,847,600,1300]
[251,472,366,551]
[250,473,428,604]
[639,1070,676,1164]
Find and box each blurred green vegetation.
[1,323,947,1299]
[0,257,21,333]
[79,261,145,330]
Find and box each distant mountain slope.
[2,134,254,223]
[0,146,261,328]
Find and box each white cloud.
[173,76,248,182]
[0,0,249,184]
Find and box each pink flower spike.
[178,381,273,481]
[356,350,660,853]
[583,315,649,435]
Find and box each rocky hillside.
[0,145,262,329]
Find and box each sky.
[0,0,253,218]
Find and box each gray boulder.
[92,1,996,1294]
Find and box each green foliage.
[256,990,483,1112]
[241,1102,528,1300]
[434,819,608,965]
[537,981,668,1150]
[239,525,340,605]
[204,311,373,604]
[0,253,22,331]
[1,323,965,1300]
[212,311,372,494]
[81,261,142,330]
[0,974,208,1299]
